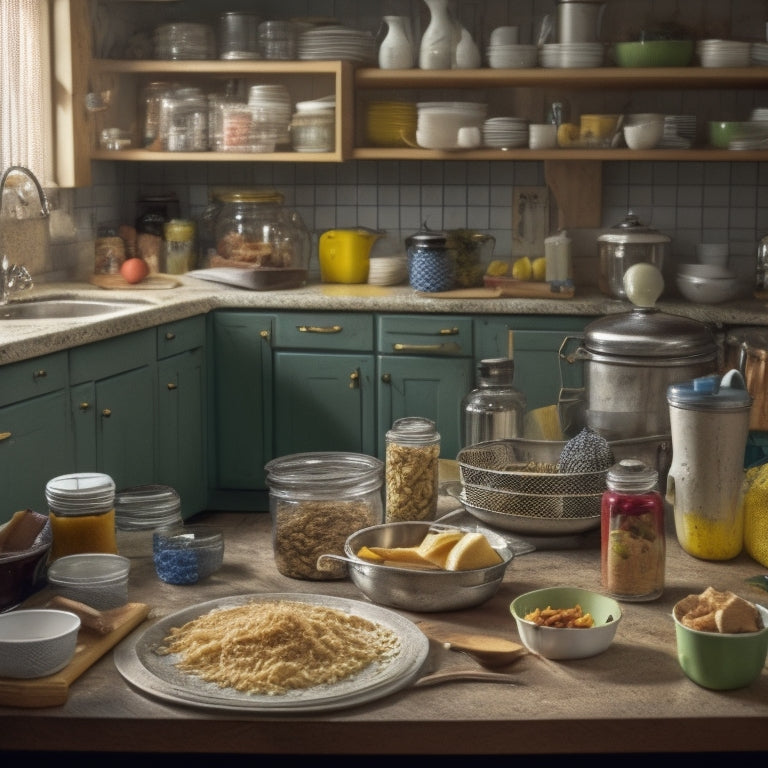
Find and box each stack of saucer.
[249,84,292,145]
[482,117,529,148]
[659,115,696,148]
[298,25,376,63]
[486,43,538,69]
[697,39,750,67]
[539,42,604,68]
[368,255,408,286]
[751,42,768,65]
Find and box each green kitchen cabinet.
[376,315,474,460]
[272,312,376,457]
[0,352,71,523]
[69,330,156,493]
[207,311,274,511]
[156,317,207,518]
[473,315,590,412]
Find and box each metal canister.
[406,223,456,292]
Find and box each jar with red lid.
[601,458,665,602]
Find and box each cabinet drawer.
[0,352,68,407]
[156,315,206,359]
[273,312,374,351]
[377,315,473,356]
[69,330,155,383]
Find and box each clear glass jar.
[462,358,526,448]
[45,473,118,562]
[141,81,180,149]
[290,109,335,152]
[265,452,384,580]
[385,417,441,522]
[115,484,183,558]
[406,223,456,292]
[601,459,665,602]
[209,188,311,289]
[163,219,196,273]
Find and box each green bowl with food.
[613,40,694,67]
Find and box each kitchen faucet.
[0,165,49,304]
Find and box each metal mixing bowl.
[316,521,514,612]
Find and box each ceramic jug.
[419,0,458,70]
[454,25,481,69]
[379,15,415,69]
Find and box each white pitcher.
[419,0,458,70]
[379,15,415,69]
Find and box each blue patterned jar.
[406,223,456,292]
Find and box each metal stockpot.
[724,326,768,431]
[560,305,718,440]
[597,212,671,299]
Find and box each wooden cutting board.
[417,282,575,300]
[0,602,149,708]
[89,273,181,290]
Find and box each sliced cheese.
[444,532,503,571]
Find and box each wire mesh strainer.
[460,481,602,519]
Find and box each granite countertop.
[1,275,767,365]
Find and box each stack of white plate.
[751,108,768,122]
[486,43,538,69]
[659,114,696,148]
[482,117,529,148]
[697,39,750,67]
[751,42,768,65]
[539,42,604,68]
[368,255,408,286]
[298,25,377,63]
[249,84,292,145]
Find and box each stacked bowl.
[487,43,538,69]
[676,263,743,304]
[623,113,665,150]
[697,39,751,68]
[539,42,604,68]
[416,102,487,150]
[248,84,292,148]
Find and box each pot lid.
[583,307,717,358]
[597,212,671,244]
[667,370,752,411]
[406,221,448,246]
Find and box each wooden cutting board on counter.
[417,281,575,300]
[89,273,181,290]
[0,601,149,708]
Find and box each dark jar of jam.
[601,458,665,602]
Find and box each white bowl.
[677,263,734,279]
[623,120,664,150]
[676,273,742,303]
[696,243,729,266]
[510,586,622,660]
[0,609,81,678]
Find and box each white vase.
[379,15,415,69]
[419,0,458,70]
[454,25,480,69]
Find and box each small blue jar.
[406,223,456,292]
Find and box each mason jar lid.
[45,473,116,517]
[47,553,130,585]
[115,484,182,531]
[406,222,448,247]
[606,458,658,493]
[216,188,284,205]
[386,417,440,446]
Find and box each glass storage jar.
[264,452,384,580]
[601,459,665,602]
[163,218,196,273]
[115,484,183,558]
[385,417,441,522]
[209,188,311,289]
[46,473,118,562]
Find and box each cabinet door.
[209,312,273,493]
[273,351,376,457]
[377,355,474,461]
[473,316,588,412]
[70,366,155,491]
[0,391,70,523]
[157,348,206,518]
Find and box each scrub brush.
[557,427,615,473]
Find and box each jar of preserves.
[264,452,384,580]
[163,218,196,273]
[406,223,456,292]
[46,472,118,561]
[210,188,311,289]
[601,459,665,602]
[385,417,441,522]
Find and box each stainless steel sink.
[0,298,148,320]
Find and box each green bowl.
[614,40,694,68]
[708,121,764,149]
[673,602,768,690]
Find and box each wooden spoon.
[416,621,527,668]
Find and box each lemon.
[486,259,509,277]
[532,256,547,281]
[512,256,532,281]
[557,122,580,148]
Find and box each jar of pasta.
[601,459,665,602]
[46,472,118,562]
[264,452,384,580]
[385,417,441,523]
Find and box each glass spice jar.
[601,458,665,602]
[264,452,384,580]
[46,472,118,562]
[385,417,441,522]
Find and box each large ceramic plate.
[114,593,429,713]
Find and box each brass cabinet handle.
[393,341,462,354]
[33,369,47,379]
[102,408,112,418]
[381,373,391,384]
[297,325,342,334]
[437,327,460,336]
[165,332,175,340]
[259,330,270,341]
[167,382,178,390]
[0,431,11,441]
[79,402,90,411]
[349,370,359,389]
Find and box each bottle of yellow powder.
[46,472,118,561]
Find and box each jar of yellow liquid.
[46,473,118,561]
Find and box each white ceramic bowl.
[0,609,81,678]
[510,586,622,659]
[623,119,664,150]
[676,272,742,303]
[677,263,734,279]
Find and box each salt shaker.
[601,458,665,602]
[385,417,440,522]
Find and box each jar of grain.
[385,417,441,523]
[601,459,665,602]
[46,472,118,562]
[264,452,384,580]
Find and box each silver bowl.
[317,521,514,612]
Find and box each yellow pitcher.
[318,228,383,284]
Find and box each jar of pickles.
[46,472,118,561]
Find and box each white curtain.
[0,0,53,185]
